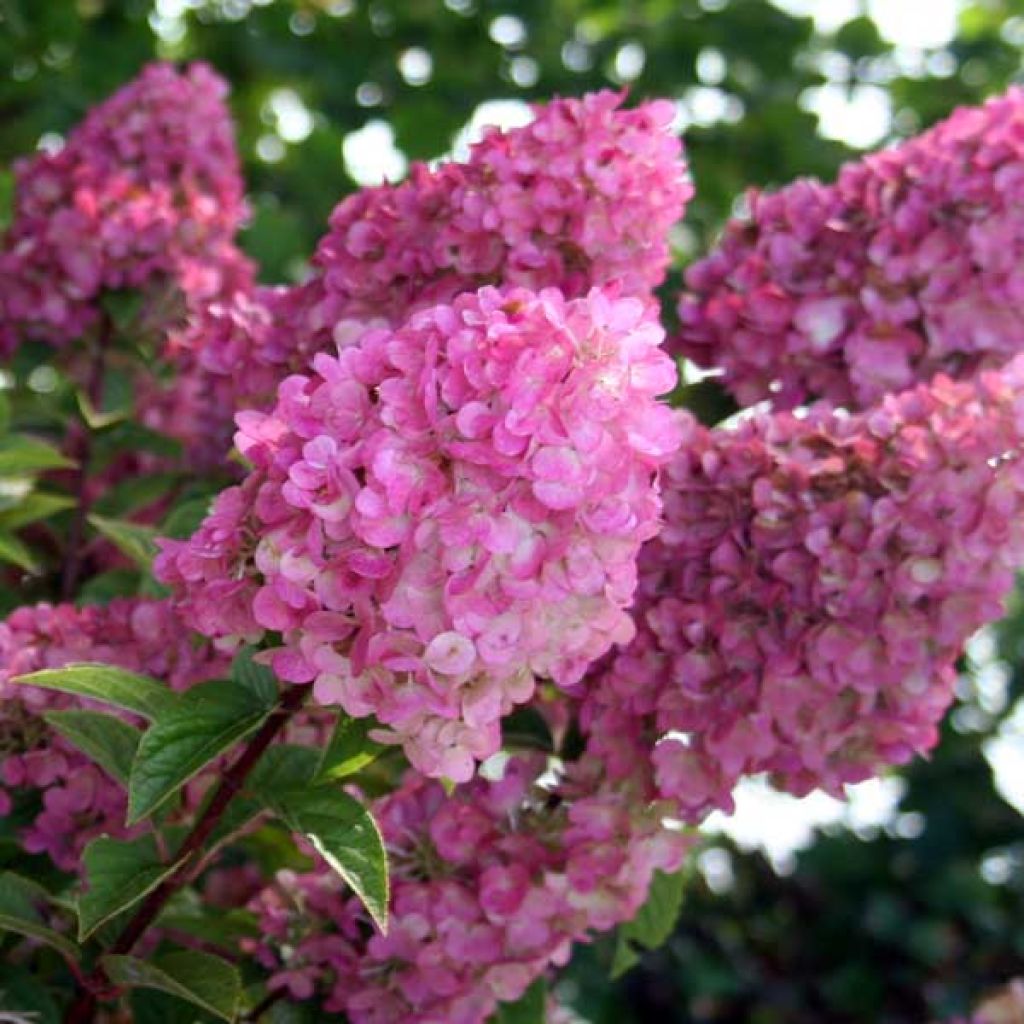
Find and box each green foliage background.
[4,1,1024,1021]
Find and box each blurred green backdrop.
[4,1,1024,1021]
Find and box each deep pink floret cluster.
[157,285,681,780]
[0,599,225,868]
[245,746,688,1024]
[0,62,249,351]
[177,91,690,407]
[583,359,1024,821]
[676,88,1024,409]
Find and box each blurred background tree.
[3,2,1024,1021]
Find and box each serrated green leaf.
[160,497,213,540]
[268,788,389,933]
[0,392,11,438]
[0,434,75,475]
[609,867,688,979]
[609,932,641,980]
[128,680,273,824]
[624,868,687,950]
[13,663,177,721]
[102,951,241,1022]
[88,514,159,569]
[0,964,61,1024]
[93,472,180,518]
[94,421,183,461]
[77,568,142,604]
[202,744,319,853]
[78,835,179,940]
[43,710,141,785]
[0,872,79,961]
[501,706,554,754]
[315,714,387,782]
[492,978,547,1023]
[0,531,38,572]
[230,647,278,708]
[0,491,75,531]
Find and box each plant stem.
[63,682,313,1023]
[243,988,286,1022]
[60,313,112,601]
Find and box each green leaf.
[0,491,75,531]
[0,391,11,438]
[492,979,547,1024]
[201,745,319,854]
[43,709,141,785]
[231,646,279,707]
[0,964,61,1024]
[0,872,79,961]
[93,472,181,518]
[609,933,641,980]
[268,788,389,933]
[94,421,183,461]
[0,434,75,475]
[78,835,180,940]
[102,951,241,1022]
[128,680,273,825]
[501,706,554,753]
[160,497,213,540]
[610,868,688,979]
[0,169,14,233]
[13,663,177,721]
[88,513,159,569]
[77,568,141,604]
[0,531,38,572]
[315,714,387,782]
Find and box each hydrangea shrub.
[0,62,1021,1023]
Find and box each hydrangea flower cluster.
[583,359,1024,822]
[0,62,249,352]
[157,285,681,780]
[172,90,689,410]
[0,599,225,868]
[245,744,688,1024]
[676,88,1024,409]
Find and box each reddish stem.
[63,682,313,1023]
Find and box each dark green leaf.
[93,472,181,518]
[0,434,74,475]
[13,663,177,721]
[87,513,159,569]
[160,497,213,540]
[77,568,142,604]
[102,951,241,1022]
[0,964,61,1024]
[492,979,547,1024]
[610,868,688,979]
[315,714,387,782]
[0,531,38,572]
[128,680,273,824]
[0,491,75,531]
[43,709,140,784]
[268,787,389,933]
[78,835,179,940]
[0,872,78,961]
[231,646,279,708]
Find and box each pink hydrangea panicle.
[243,745,691,1023]
[584,359,1024,820]
[1,62,247,350]
[222,91,689,387]
[676,87,1024,409]
[157,285,682,780]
